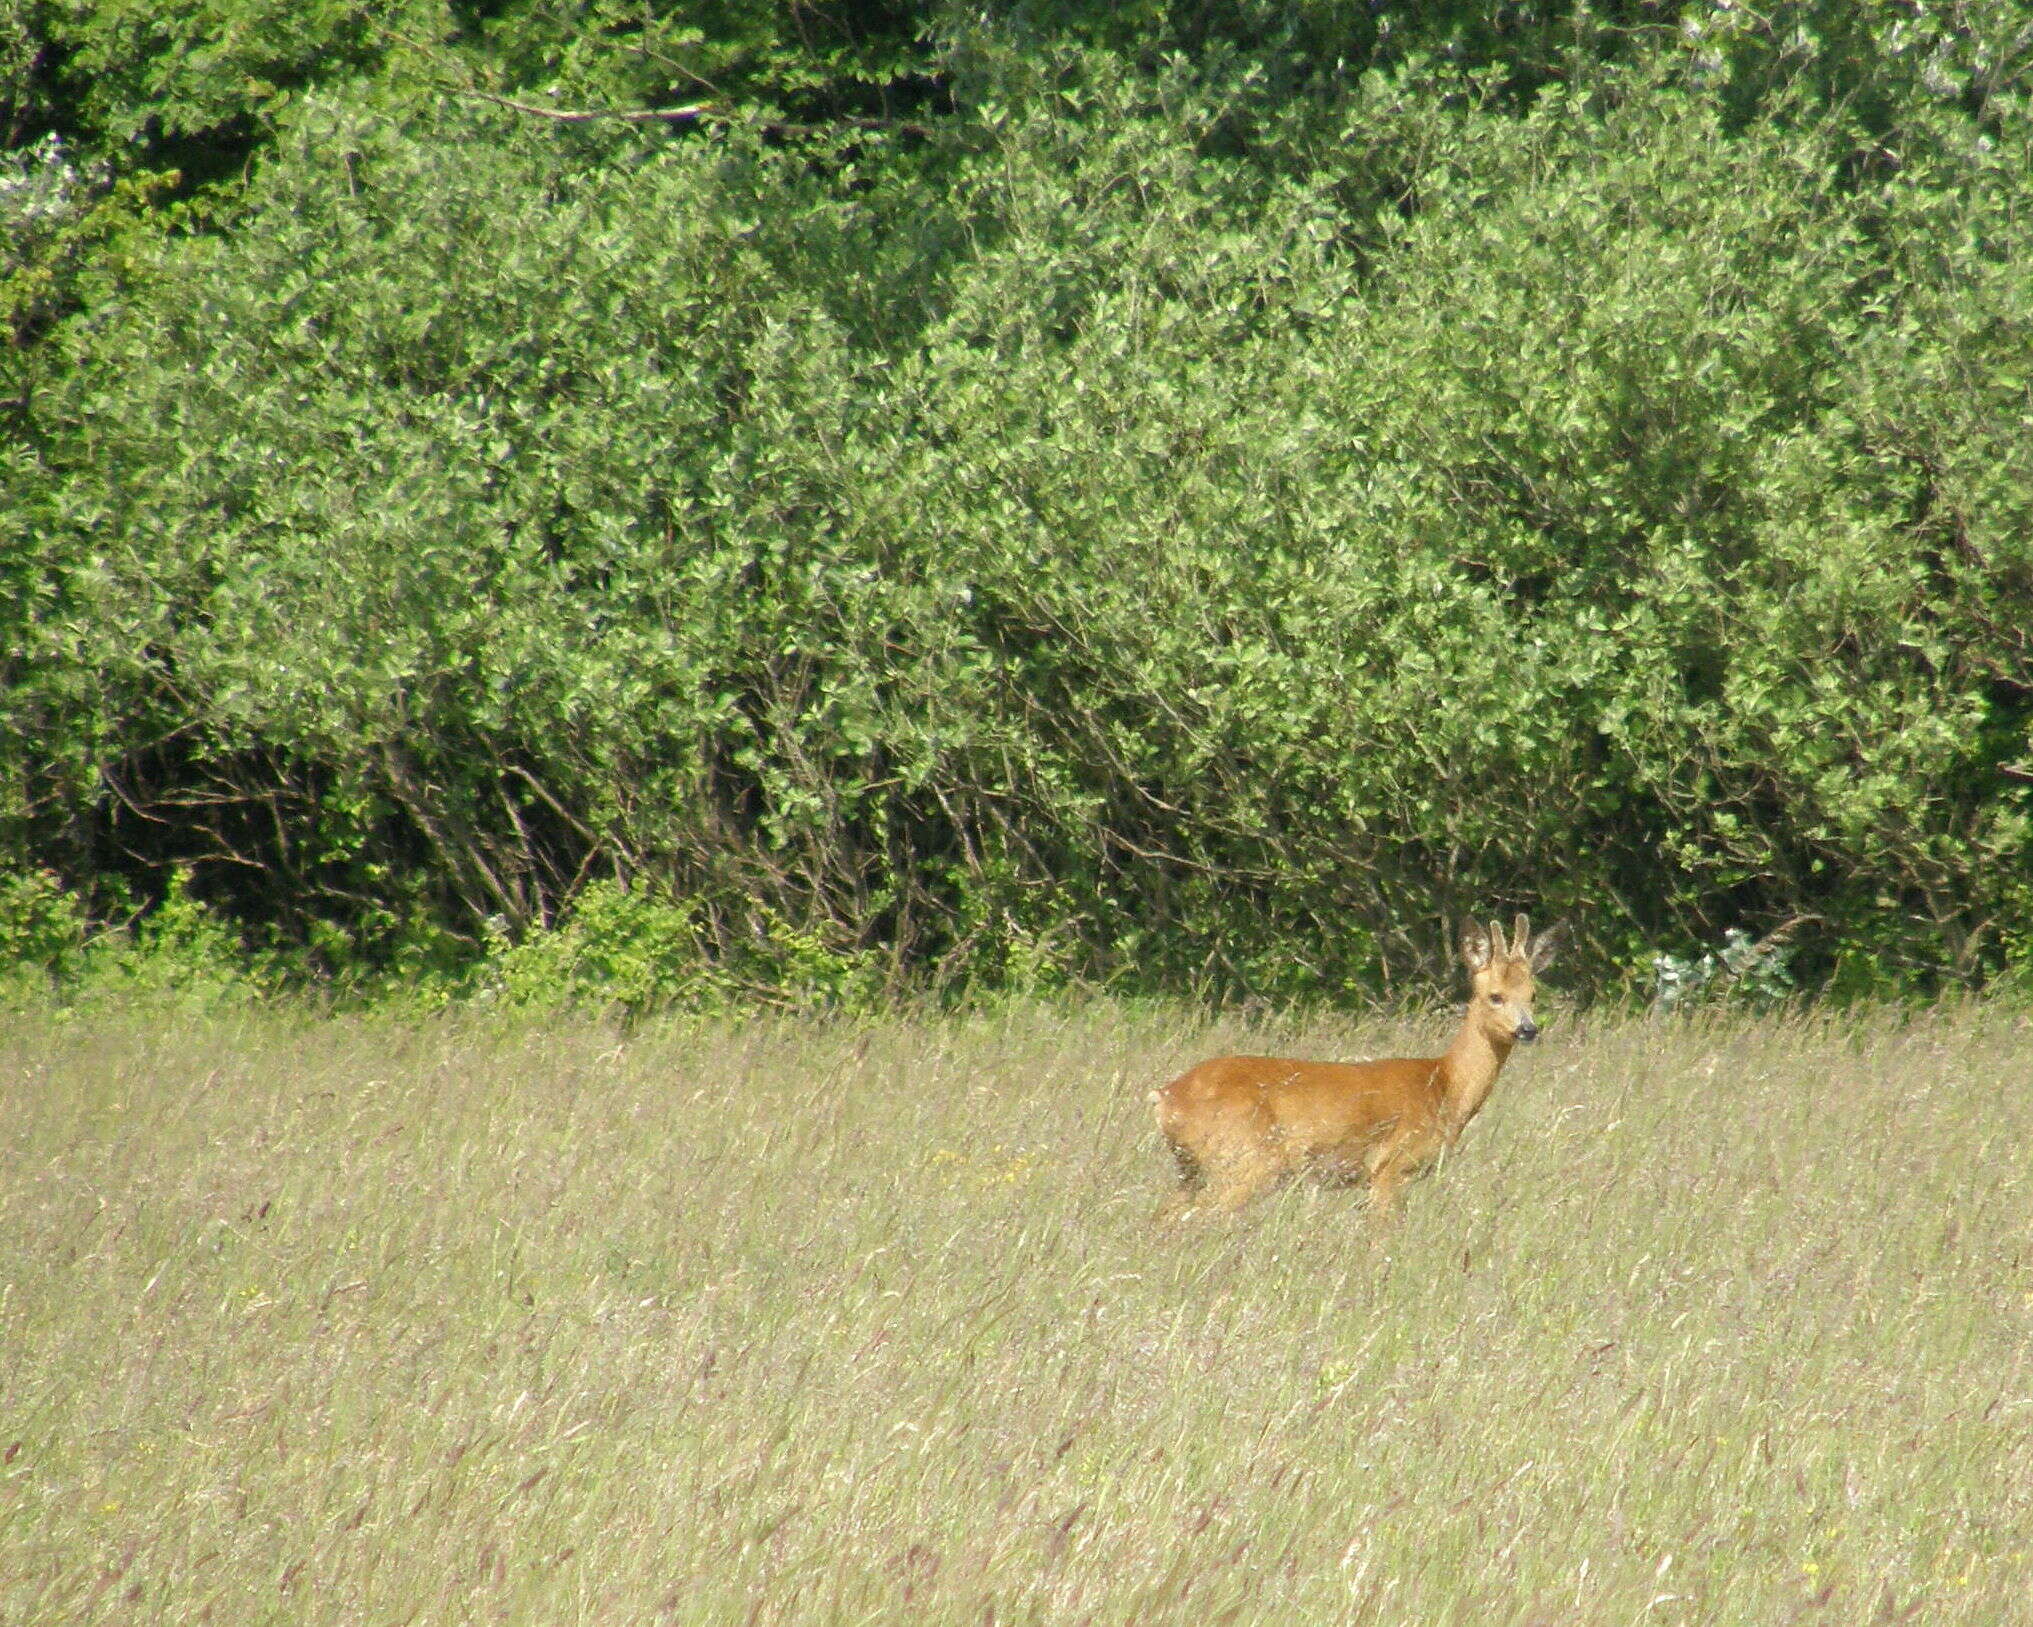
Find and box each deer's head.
[1464,914,1560,1046]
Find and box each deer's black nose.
[1514,1018,1539,1043]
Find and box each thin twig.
[376,18,925,136]
[456,88,937,140]
[460,88,710,125]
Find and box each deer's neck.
[1433,1020,1513,1137]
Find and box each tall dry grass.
[3,997,2030,1623]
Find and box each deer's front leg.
[1364,1128,1438,1227]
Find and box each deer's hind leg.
[1193,1119,1291,1216]
[1155,1098,1283,1221]
[1154,1142,1208,1224]
[1200,1151,1284,1214]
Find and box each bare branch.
[459,88,711,125]
[454,88,936,140]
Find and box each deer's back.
[1156,1053,1443,1157]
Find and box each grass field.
[3,996,2031,1624]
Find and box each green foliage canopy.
[3,3,2031,1006]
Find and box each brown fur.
[1151,914,1559,1225]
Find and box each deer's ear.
[1461,920,1493,970]
[1528,921,1564,973]
[1512,913,1531,958]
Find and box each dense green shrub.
[0,865,270,1009]
[3,7,2030,1007]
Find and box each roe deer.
[1151,914,1559,1224]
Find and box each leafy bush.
[472,880,885,1018]
[4,9,2030,1009]
[0,866,270,1010]
[1650,927,1800,1014]
[0,868,93,999]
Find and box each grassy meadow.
[3,996,2031,1623]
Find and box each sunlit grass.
[3,997,2030,1622]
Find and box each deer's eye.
[1487,993,1503,1005]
